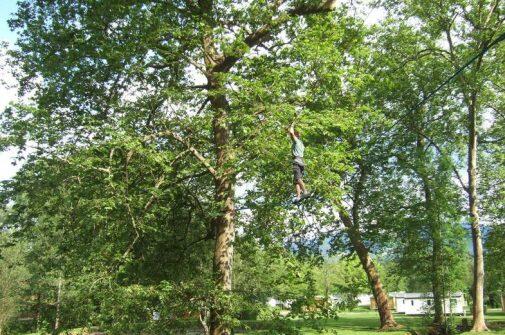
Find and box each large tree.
[3,1,344,333]
[381,0,504,330]
[242,14,401,329]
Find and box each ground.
[21,309,505,335]
[238,309,505,335]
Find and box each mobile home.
[394,292,466,315]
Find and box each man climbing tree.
[288,124,309,203]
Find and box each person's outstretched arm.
[287,123,296,141]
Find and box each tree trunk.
[208,85,235,335]
[201,12,236,333]
[36,293,42,332]
[501,292,505,312]
[424,183,444,325]
[431,229,444,325]
[416,136,444,325]
[467,96,488,332]
[53,278,63,335]
[339,209,398,329]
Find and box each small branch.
[122,202,140,259]
[187,84,210,89]
[482,0,500,29]
[145,130,217,178]
[187,57,210,75]
[143,175,165,212]
[415,129,469,193]
[196,97,210,115]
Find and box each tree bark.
[422,180,444,325]
[467,95,488,332]
[431,226,444,325]
[207,87,235,335]
[200,8,236,333]
[338,209,398,329]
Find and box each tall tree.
[369,20,477,324]
[4,1,342,333]
[241,14,401,329]
[380,0,504,329]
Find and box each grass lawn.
[18,310,505,335]
[238,309,505,335]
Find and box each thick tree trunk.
[209,172,235,335]
[339,209,398,329]
[467,97,488,332]
[201,13,236,333]
[208,84,235,335]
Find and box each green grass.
[19,310,505,335]
[237,309,505,335]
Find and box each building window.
[402,299,405,304]
[411,300,414,306]
[427,300,431,306]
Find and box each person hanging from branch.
[288,123,309,203]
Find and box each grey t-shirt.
[291,138,305,166]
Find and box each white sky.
[0,0,20,181]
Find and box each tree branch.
[212,0,338,73]
[145,130,217,178]
[415,129,469,193]
[288,0,339,15]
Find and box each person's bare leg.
[295,183,302,198]
[298,179,307,194]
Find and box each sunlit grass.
[238,309,505,334]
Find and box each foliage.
[0,230,30,335]
[485,224,505,295]
[0,0,503,332]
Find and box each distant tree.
[485,224,505,311]
[313,256,369,307]
[0,230,29,335]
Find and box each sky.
[0,0,21,181]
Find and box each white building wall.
[267,298,278,307]
[398,294,465,315]
[403,298,429,315]
[357,294,372,307]
[396,298,407,313]
[445,296,465,314]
